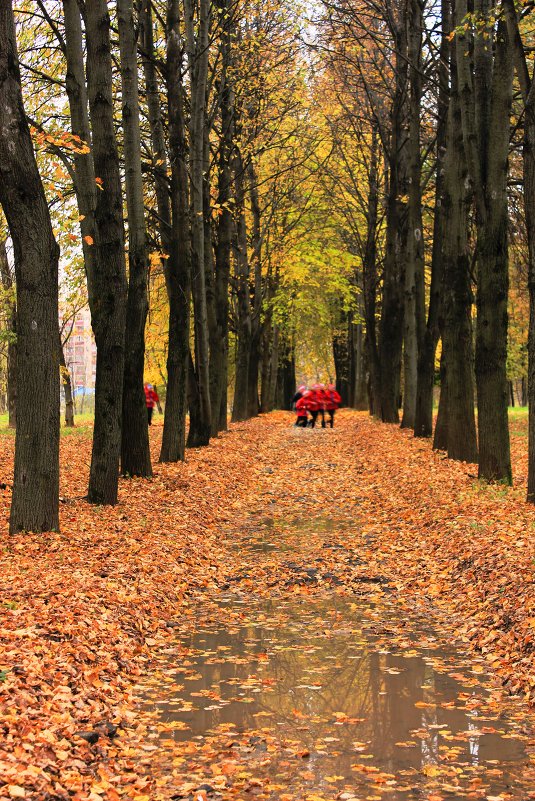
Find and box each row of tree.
[1,0,535,534]
[316,0,535,496]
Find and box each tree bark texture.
[185,0,212,446]
[0,1,60,533]
[401,0,426,429]
[379,19,408,423]
[439,31,478,463]
[117,0,152,477]
[85,0,128,503]
[414,0,450,437]
[159,0,191,462]
[456,6,513,481]
[0,238,16,428]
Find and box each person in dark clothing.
[326,384,342,427]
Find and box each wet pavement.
[141,518,535,800]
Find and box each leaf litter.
[1,411,535,799]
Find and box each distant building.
[61,306,96,392]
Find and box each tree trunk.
[231,153,252,422]
[401,0,425,430]
[354,321,368,410]
[0,3,60,533]
[185,0,212,447]
[433,354,449,451]
[276,336,295,410]
[59,331,75,427]
[456,8,513,481]
[211,0,234,433]
[118,0,152,477]
[85,0,128,504]
[363,123,381,417]
[0,238,16,428]
[158,0,191,463]
[440,26,478,463]
[379,21,408,423]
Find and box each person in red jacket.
[326,384,342,428]
[295,394,309,427]
[144,382,161,425]
[317,383,329,428]
[307,386,320,428]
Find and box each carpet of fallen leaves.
[1,410,535,799]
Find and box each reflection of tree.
[151,599,525,797]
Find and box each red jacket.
[317,389,329,410]
[326,389,342,411]
[144,385,160,409]
[306,390,320,412]
[295,397,308,416]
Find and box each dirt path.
[2,411,535,800]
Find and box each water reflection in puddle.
[144,594,535,800]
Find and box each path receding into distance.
[134,411,535,800]
[3,410,535,801]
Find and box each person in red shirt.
[326,384,342,428]
[317,384,329,428]
[307,386,320,428]
[295,394,309,427]
[144,383,161,425]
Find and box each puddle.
[143,594,535,800]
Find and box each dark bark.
[185,0,212,446]
[503,0,535,497]
[456,8,513,481]
[379,20,409,423]
[231,151,252,422]
[401,0,426,429]
[440,26,478,463]
[59,331,75,427]
[0,2,60,533]
[414,0,449,437]
[0,238,16,428]
[157,0,191,463]
[363,123,381,417]
[433,354,449,450]
[275,336,295,410]
[85,0,128,504]
[118,0,152,477]
[333,324,350,406]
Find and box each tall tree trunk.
[440,25,478,463]
[456,8,513,481]
[363,123,381,417]
[0,2,60,533]
[185,0,212,446]
[247,160,263,419]
[0,238,16,428]
[157,0,191,463]
[503,0,535,498]
[354,320,368,410]
[402,0,426,430]
[415,0,450,437]
[276,336,295,410]
[433,353,449,450]
[231,152,252,422]
[118,0,152,477]
[211,0,234,433]
[85,0,128,504]
[379,21,409,423]
[59,331,75,427]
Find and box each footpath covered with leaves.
[1,412,535,799]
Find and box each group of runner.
[292,384,342,428]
